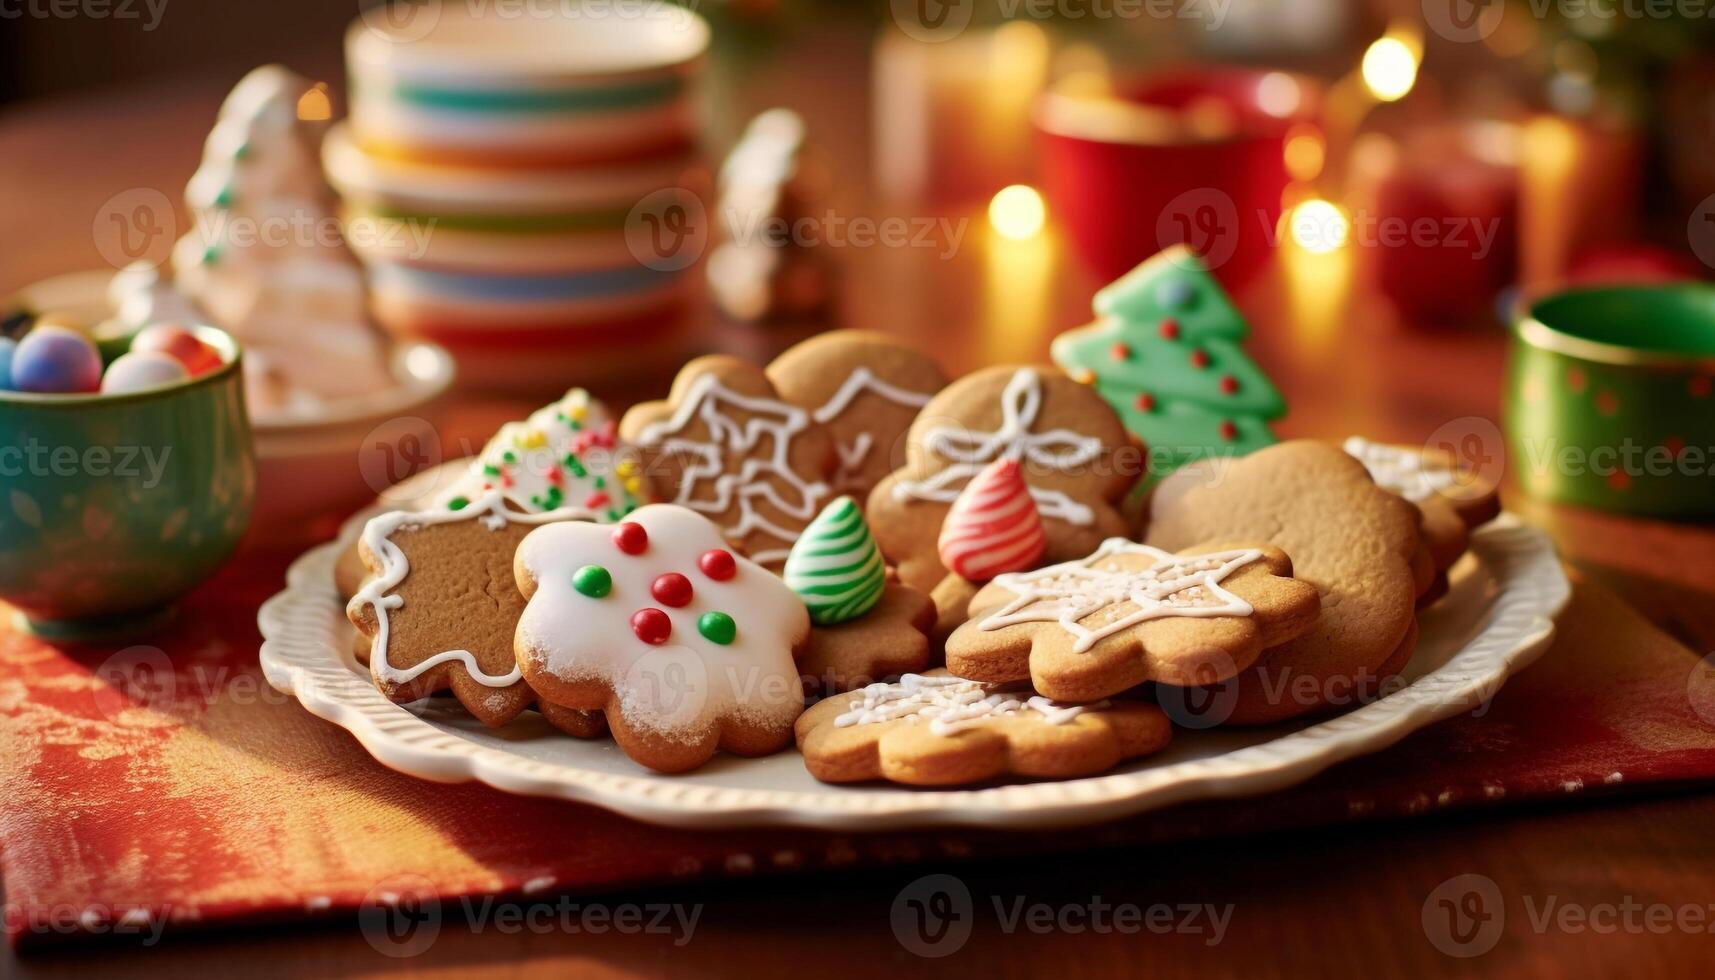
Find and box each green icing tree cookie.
[1052,245,1285,476]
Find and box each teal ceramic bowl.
[0,326,256,639]
[1507,284,1715,518]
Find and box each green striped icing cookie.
[783,496,885,626]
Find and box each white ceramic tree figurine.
[169,65,390,411]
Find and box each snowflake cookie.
[944,538,1321,702]
[513,504,811,773]
[795,670,1173,785]
[622,355,837,568]
[346,493,604,730]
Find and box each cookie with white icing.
[335,390,653,602]
[346,493,606,731]
[621,355,837,569]
[514,504,811,773]
[868,365,1139,592]
[766,330,947,499]
[440,388,656,519]
[945,539,1321,702]
[795,670,1173,785]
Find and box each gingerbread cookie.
[335,390,652,601]
[868,365,1139,593]
[514,504,811,773]
[346,493,592,728]
[795,670,1173,785]
[945,539,1320,701]
[1146,440,1423,724]
[766,330,947,498]
[784,496,935,693]
[622,356,836,568]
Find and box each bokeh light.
[989,184,1046,240]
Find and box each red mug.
[1036,67,1318,288]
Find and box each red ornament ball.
[1189,349,1210,369]
[651,572,693,607]
[612,521,648,554]
[1218,420,1238,441]
[630,607,672,645]
[698,548,736,581]
[1219,374,1239,394]
[1109,342,1131,361]
[1133,392,1156,413]
[131,324,223,376]
[1157,319,1180,340]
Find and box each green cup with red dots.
[1507,284,1715,518]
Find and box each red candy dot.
[1133,392,1155,413]
[1189,349,1210,369]
[1691,376,1712,399]
[1567,367,1587,394]
[1665,436,1686,459]
[1595,391,1620,417]
[1607,470,1631,492]
[630,608,671,644]
[1158,318,1180,340]
[652,572,693,607]
[1219,374,1239,394]
[1109,342,1131,361]
[699,548,736,581]
[584,491,610,510]
[1218,420,1239,441]
[612,521,648,554]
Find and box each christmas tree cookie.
[1052,245,1284,477]
[440,388,654,521]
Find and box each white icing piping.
[1344,436,1459,503]
[812,367,934,490]
[349,492,595,689]
[833,673,1097,737]
[890,368,1101,525]
[979,539,1265,653]
[636,372,829,562]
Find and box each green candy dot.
[200,245,220,266]
[572,564,612,598]
[698,611,735,645]
[214,186,234,208]
[446,495,470,511]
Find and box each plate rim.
[259,508,1570,830]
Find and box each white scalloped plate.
[259,494,1570,830]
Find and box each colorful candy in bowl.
[0,323,255,639]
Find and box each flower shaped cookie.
[514,504,810,773]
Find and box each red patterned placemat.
[3,555,1712,950]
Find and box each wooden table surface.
[4,25,1715,978]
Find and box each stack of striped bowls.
[329,2,711,389]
